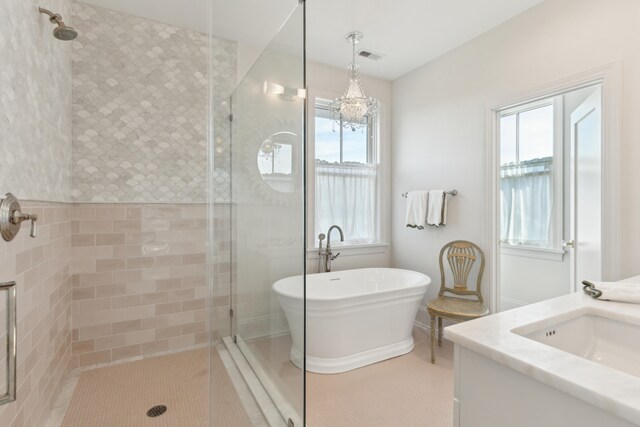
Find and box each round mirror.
[257,131,299,193]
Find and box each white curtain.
[500,158,553,247]
[315,161,378,244]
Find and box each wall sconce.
[263,81,306,101]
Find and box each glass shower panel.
[229,5,305,425]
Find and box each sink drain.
[147,405,168,417]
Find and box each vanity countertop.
[445,276,640,426]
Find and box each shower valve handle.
[0,193,38,241]
[12,212,38,238]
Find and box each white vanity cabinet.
[446,289,640,427]
[452,345,635,427]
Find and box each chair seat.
[427,296,489,320]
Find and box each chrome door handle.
[562,240,575,248]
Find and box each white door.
[569,88,602,290]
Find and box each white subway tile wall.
[0,202,73,427]
[70,203,231,367]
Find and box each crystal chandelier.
[258,136,281,161]
[329,31,378,132]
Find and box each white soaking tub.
[273,268,430,374]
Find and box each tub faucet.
[323,225,344,273]
[317,233,326,273]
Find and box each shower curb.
[223,336,299,427]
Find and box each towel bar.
[402,190,458,198]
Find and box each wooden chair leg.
[438,317,443,347]
[430,315,436,364]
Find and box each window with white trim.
[313,98,380,246]
[499,97,563,250]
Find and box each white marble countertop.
[445,276,640,426]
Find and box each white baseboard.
[414,315,459,332]
[414,319,430,331]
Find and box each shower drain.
[147,405,168,417]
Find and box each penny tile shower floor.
[60,348,252,427]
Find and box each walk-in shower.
[1,0,307,425]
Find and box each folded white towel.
[405,191,428,230]
[426,190,447,227]
[588,281,640,303]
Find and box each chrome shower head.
[53,25,78,41]
[39,7,78,41]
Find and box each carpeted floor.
[250,328,454,427]
[61,348,252,427]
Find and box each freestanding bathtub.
[273,268,431,374]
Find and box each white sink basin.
[514,311,640,379]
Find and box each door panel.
[570,88,602,289]
[228,5,306,425]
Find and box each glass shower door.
[229,4,305,426]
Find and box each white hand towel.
[426,190,447,227]
[587,281,640,303]
[405,191,428,230]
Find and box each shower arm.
[38,6,78,40]
[39,8,63,25]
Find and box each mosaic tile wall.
[70,203,231,366]
[0,0,73,202]
[71,3,235,203]
[0,202,73,427]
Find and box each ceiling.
[79,0,543,81]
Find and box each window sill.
[306,243,389,259]
[500,244,565,261]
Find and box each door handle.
[562,239,575,248]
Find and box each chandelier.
[258,136,281,161]
[329,31,378,132]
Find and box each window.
[500,99,561,249]
[313,98,379,246]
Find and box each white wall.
[391,0,640,322]
[500,254,569,310]
[237,42,262,86]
